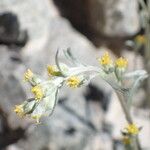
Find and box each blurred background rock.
[0,0,149,150]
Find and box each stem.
[116,92,132,123]
[116,91,142,150]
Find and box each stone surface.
[53,0,140,37]
[0,12,28,46]
[0,0,58,52]
[0,0,147,150]
[101,0,140,36]
[0,1,111,149]
[0,12,19,43]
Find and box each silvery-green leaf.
[66,73,100,87]
[124,70,148,79]
[63,48,85,66]
[23,99,37,114]
[56,49,87,76]
[50,77,64,87]
[80,73,100,86]
[55,49,68,77]
[30,77,63,118]
[31,87,58,117]
[99,71,123,91]
[124,70,148,107]
[29,74,45,86]
[57,63,69,76]
[65,66,101,76]
[39,77,64,93]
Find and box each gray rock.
[1,0,142,150]
[0,47,28,128]
[0,12,27,46]
[53,0,140,37]
[0,12,19,43]
[100,0,140,36]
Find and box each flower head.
[125,124,139,135]
[122,136,131,145]
[24,69,33,81]
[99,52,112,66]
[115,57,128,69]
[32,114,42,124]
[31,85,44,101]
[67,76,81,88]
[47,65,57,76]
[14,105,25,117]
[135,35,147,45]
[47,65,61,76]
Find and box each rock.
[0,46,30,149]
[6,144,22,150]
[100,0,140,36]
[0,12,19,43]
[14,125,51,150]
[84,133,113,150]
[0,12,28,46]
[0,1,112,149]
[0,0,58,50]
[0,47,26,126]
[0,0,142,150]
[53,0,140,37]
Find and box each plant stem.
[116,91,142,150]
[116,91,132,123]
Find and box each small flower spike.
[24,69,33,81]
[99,52,112,66]
[14,105,25,117]
[66,76,81,88]
[135,35,147,45]
[47,65,62,76]
[115,57,128,69]
[31,85,44,101]
[98,52,114,73]
[122,136,131,145]
[32,114,42,124]
[125,124,140,135]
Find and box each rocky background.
[0,0,149,150]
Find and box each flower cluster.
[14,49,147,127]
[98,52,128,81]
[14,54,84,123]
[121,123,140,145]
[14,68,64,123]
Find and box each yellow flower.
[99,52,112,66]
[14,105,25,117]
[125,124,139,135]
[122,136,131,145]
[135,35,147,44]
[67,76,81,88]
[47,65,61,76]
[24,69,33,81]
[31,85,44,101]
[115,57,128,68]
[32,114,41,124]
